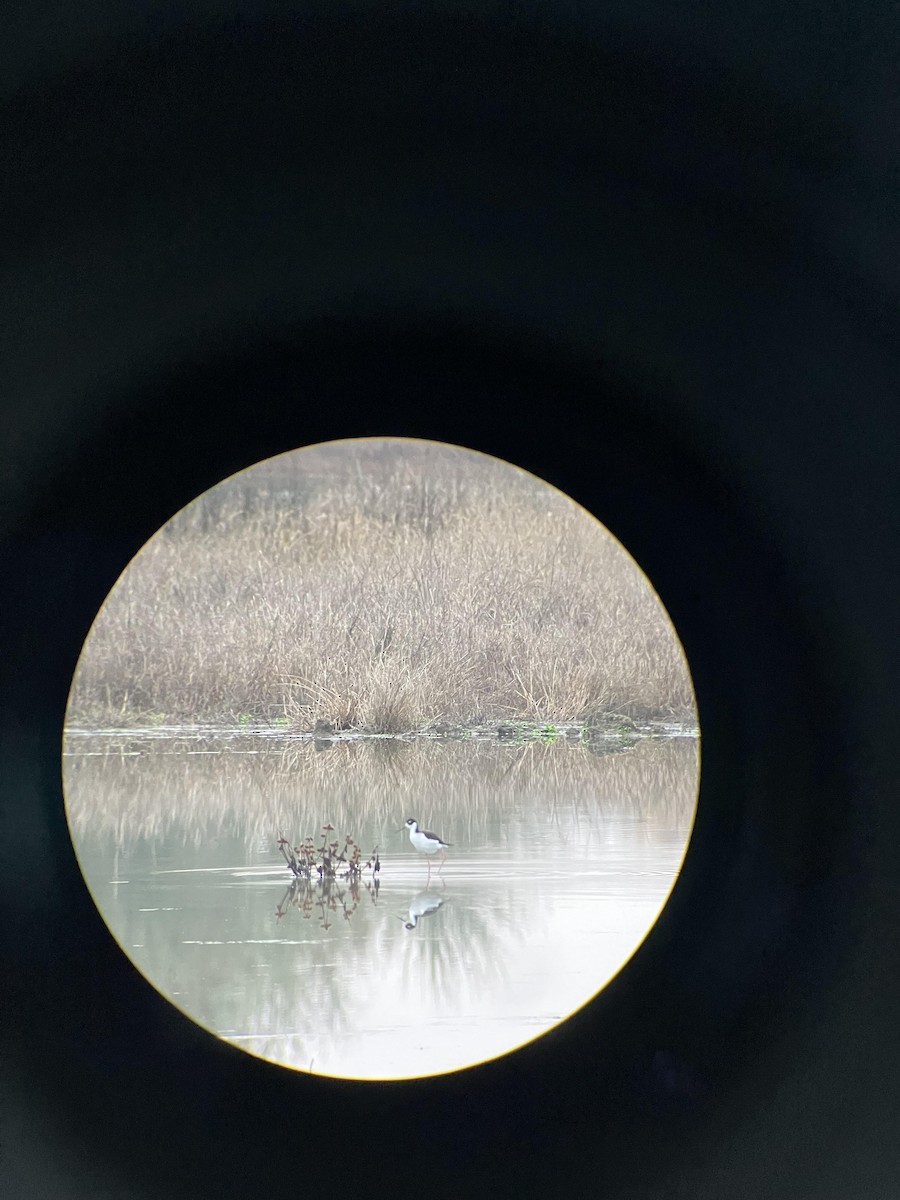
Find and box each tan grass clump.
[67,439,696,729]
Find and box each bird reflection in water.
[397,890,447,931]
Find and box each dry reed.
[67,439,696,730]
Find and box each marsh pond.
[64,725,698,1080]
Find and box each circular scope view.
[63,437,699,1080]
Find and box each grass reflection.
[66,732,697,1079]
[64,732,698,851]
[274,874,382,930]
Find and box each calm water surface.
[63,730,698,1079]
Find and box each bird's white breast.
[409,827,442,853]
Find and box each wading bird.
[398,818,451,876]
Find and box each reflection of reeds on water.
[124,873,530,1072]
[275,874,381,932]
[66,439,696,732]
[214,890,517,1077]
[64,734,699,849]
[70,726,694,1078]
[393,882,523,1009]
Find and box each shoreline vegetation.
[67,439,698,735]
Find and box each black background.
[2,3,898,1197]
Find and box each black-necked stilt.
[398,818,451,874]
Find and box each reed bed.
[67,439,696,730]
